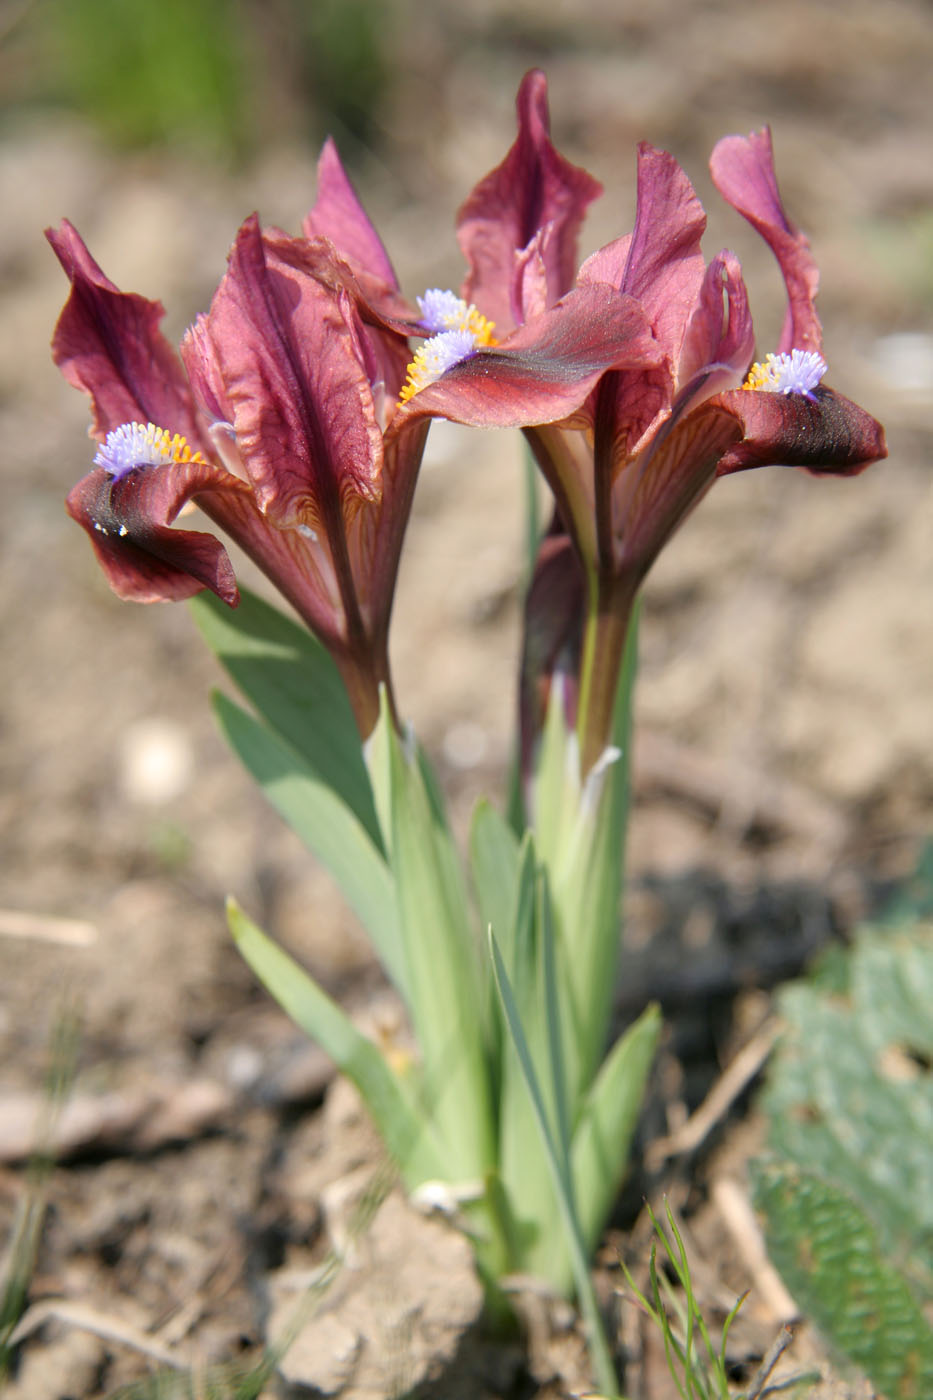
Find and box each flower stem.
[576,568,637,776]
[333,630,399,741]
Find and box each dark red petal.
[66,464,242,605]
[519,525,584,775]
[710,129,821,355]
[615,143,707,367]
[188,216,383,529]
[714,387,887,477]
[47,220,205,447]
[615,405,742,574]
[394,285,660,431]
[302,138,399,291]
[678,250,754,393]
[457,69,602,332]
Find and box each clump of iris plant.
[51,70,885,1394]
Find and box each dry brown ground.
[1,1,931,1395]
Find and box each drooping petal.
[392,284,661,430]
[48,220,205,447]
[710,128,821,355]
[182,217,384,530]
[65,459,243,604]
[714,386,887,477]
[302,137,399,291]
[457,69,602,333]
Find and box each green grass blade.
[0,1008,80,1381]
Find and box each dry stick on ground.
[744,1322,800,1400]
[645,1017,780,1171]
[710,1177,797,1323]
[8,1300,186,1371]
[0,909,97,947]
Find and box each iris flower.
[53,135,675,737]
[52,154,424,737]
[393,71,887,771]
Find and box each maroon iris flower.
[52,184,423,736]
[53,133,675,738]
[393,72,887,770]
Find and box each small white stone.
[118,717,194,805]
[442,720,488,770]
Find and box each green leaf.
[496,838,564,1282]
[212,692,406,997]
[852,926,933,1059]
[366,702,494,1181]
[534,606,640,1111]
[762,925,933,1299]
[227,899,443,1185]
[754,1162,933,1399]
[488,929,620,1398]
[572,1004,661,1254]
[468,800,521,1090]
[190,587,380,847]
[469,800,520,955]
[756,922,933,1395]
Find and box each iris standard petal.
[457,69,602,333]
[710,128,821,356]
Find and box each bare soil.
[1,1,931,1395]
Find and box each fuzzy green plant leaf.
[756,922,933,1396]
[754,1162,933,1399]
[212,692,405,995]
[227,899,443,1185]
[760,925,933,1300]
[190,587,381,848]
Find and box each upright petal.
[65,458,243,604]
[710,129,821,355]
[457,69,602,333]
[677,250,755,399]
[714,386,887,477]
[303,137,399,291]
[182,217,384,531]
[609,144,707,369]
[48,221,205,446]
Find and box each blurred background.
[0,0,931,1391]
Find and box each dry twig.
[646,1017,779,1169]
